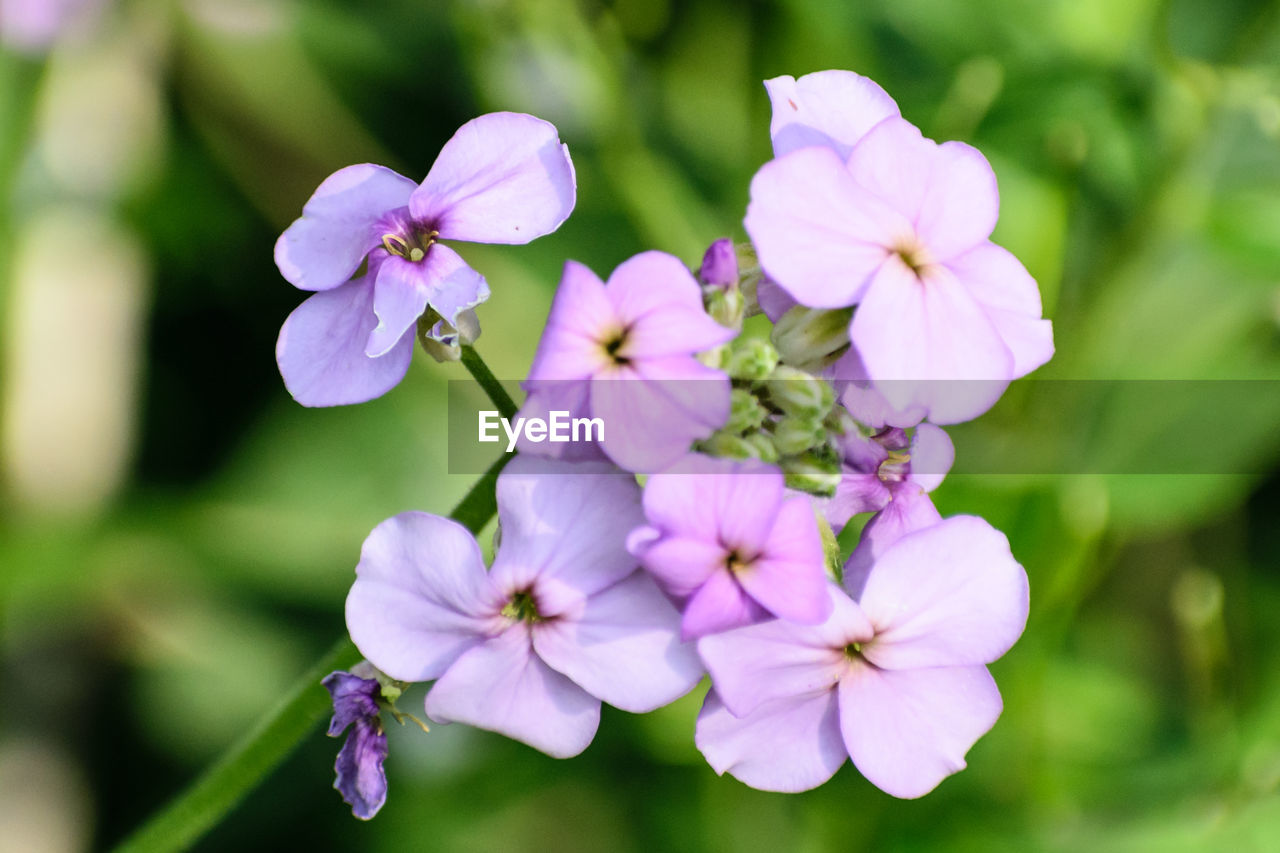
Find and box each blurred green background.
[2,0,1279,850]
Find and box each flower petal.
[634,534,726,599]
[842,482,942,599]
[915,141,1000,261]
[276,275,414,407]
[526,260,618,381]
[908,423,954,493]
[697,585,868,718]
[945,242,1053,378]
[606,251,735,357]
[738,496,832,625]
[426,628,601,758]
[367,245,487,358]
[489,456,645,599]
[695,689,846,793]
[333,718,388,820]
[850,258,1013,424]
[275,164,416,291]
[534,571,703,712]
[858,515,1030,669]
[411,112,576,245]
[345,512,499,682]
[839,662,1002,798]
[766,70,900,159]
[322,671,380,736]
[746,146,907,309]
[681,569,769,640]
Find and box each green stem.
[460,344,518,420]
[113,456,508,853]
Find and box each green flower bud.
[771,305,853,373]
[726,337,779,381]
[726,388,769,434]
[742,431,780,464]
[782,451,844,497]
[766,365,836,419]
[814,508,842,583]
[700,431,761,460]
[771,414,826,456]
[696,343,731,371]
[417,307,480,363]
[704,285,745,332]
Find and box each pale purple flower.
[275,112,576,406]
[823,422,953,531]
[746,73,1053,424]
[343,456,703,758]
[628,455,832,640]
[520,252,735,473]
[322,670,388,820]
[764,70,900,160]
[695,513,1029,796]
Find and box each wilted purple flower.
[628,455,832,640]
[344,456,702,758]
[275,112,576,406]
[823,422,953,531]
[746,84,1053,423]
[322,670,388,820]
[695,513,1029,796]
[520,252,735,473]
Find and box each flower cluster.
[277,71,1049,817]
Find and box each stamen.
[381,233,411,257]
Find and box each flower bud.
[782,451,844,497]
[700,431,763,460]
[771,305,853,372]
[766,365,835,418]
[742,431,780,464]
[726,337,779,381]
[771,414,826,456]
[698,238,739,289]
[417,308,481,363]
[726,388,769,434]
[704,285,745,331]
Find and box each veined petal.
[345,512,500,682]
[276,275,413,407]
[695,689,846,793]
[426,628,600,758]
[839,662,1002,799]
[533,571,703,712]
[275,164,416,291]
[766,70,901,159]
[489,456,644,599]
[850,258,1013,424]
[746,146,907,309]
[858,515,1030,669]
[411,112,576,245]
[333,719,388,820]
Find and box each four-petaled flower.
[746,72,1053,424]
[695,513,1028,796]
[520,252,735,473]
[344,456,703,758]
[629,455,833,640]
[275,112,576,407]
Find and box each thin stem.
[113,458,507,853]
[460,344,518,420]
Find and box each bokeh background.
[2,0,1280,850]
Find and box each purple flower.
[322,670,388,820]
[823,422,953,531]
[343,456,703,758]
[697,238,738,289]
[746,101,1053,423]
[628,455,832,640]
[275,112,576,407]
[695,513,1029,796]
[520,252,735,473]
